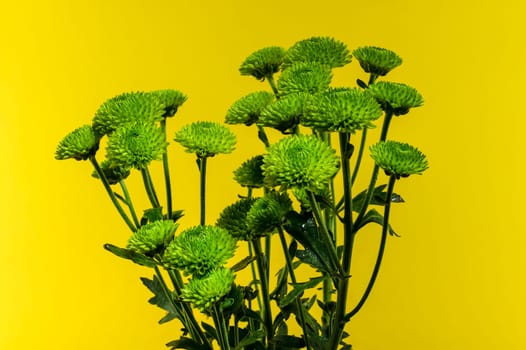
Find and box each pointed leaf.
[104,244,157,267]
[231,256,256,272]
[234,329,266,350]
[141,275,179,324]
[352,185,404,213]
[166,337,208,350]
[279,276,328,308]
[271,335,306,348]
[354,208,399,236]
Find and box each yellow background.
[1,0,525,349]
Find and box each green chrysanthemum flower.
[367,82,424,116]
[239,46,287,80]
[302,88,383,133]
[233,156,265,188]
[278,63,332,96]
[225,91,275,126]
[370,140,429,178]
[174,121,236,158]
[283,36,352,69]
[181,268,235,312]
[262,135,340,192]
[148,89,187,117]
[55,125,99,161]
[91,159,131,185]
[259,93,311,133]
[352,46,402,76]
[92,92,166,136]
[127,220,179,256]
[216,198,257,241]
[106,122,167,170]
[246,191,293,235]
[163,225,237,277]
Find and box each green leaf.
[295,249,325,271]
[356,78,368,89]
[104,243,157,267]
[279,276,328,308]
[270,335,306,348]
[201,322,218,341]
[234,329,266,350]
[352,185,404,213]
[142,207,164,224]
[166,337,208,350]
[141,275,179,323]
[354,208,399,236]
[230,256,256,272]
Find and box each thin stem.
[266,73,279,97]
[247,242,263,314]
[199,157,208,225]
[119,180,140,228]
[328,133,355,350]
[346,175,397,320]
[350,129,367,186]
[307,191,344,277]
[89,156,136,232]
[141,167,161,208]
[257,125,271,148]
[252,238,274,349]
[213,304,231,350]
[160,119,173,219]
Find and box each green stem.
[257,125,271,148]
[199,157,207,225]
[277,227,312,350]
[119,180,140,228]
[160,119,173,219]
[354,110,393,229]
[266,73,279,97]
[141,167,161,208]
[89,156,136,232]
[252,238,274,349]
[328,133,355,350]
[307,191,344,277]
[350,129,367,186]
[247,242,263,314]
[346,175,397,320]
[212,304,231,350]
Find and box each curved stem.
[141,167,161,208]
[119,180,141,228]
[346,175,397,320]
[89,156,136,232]
[252,238,274,349]
[199,157,208,225]
[266,73,279,97]
[350,129,367,186]
[160,119,173,219]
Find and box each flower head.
[370,140,429,178]
[163,225,237,277]
[148,89,187,117]
[303,88,383,133]
[216,198,257,241]
[352,46,402,76]
[278,63,332,96]
[174,121,236,158]
[239,46,286,80]
[367,82,424,116]
[259,93,311,133]
[92,92,166,136]
[262,135,339,192]
[55,125,99,161]
[283,36,352,69]
[91,159,131,185]
[127,220,179,256]
[181,268,235,312]
[246,191,293,235]
[233,155,265,188]
[225,91,275,126]
[106,122,167,170]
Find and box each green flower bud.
[127,220,179,256]
[246,191,292,235]
[352,46,402,76]
[367,82,424,116]
[106,122,167,170]
[259,93,311,133]
[239,46,286,81]
[303,88,383,133]
[148,89,187,117]
[283,36,352,69]
[262,135,339,192]
[225,91,275,126]
[293,186,332,212]
[92,91,166,136]
[370,140,429,178]
[278,63,332,96]
[174,121,236,158]
[55,125,99,161]
[163,225,237,277]
[216,198,257,241]
[233,155,265,188]
[181,268,235,312]
[91,159,131,185]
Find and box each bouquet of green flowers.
[56,36,428,350]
